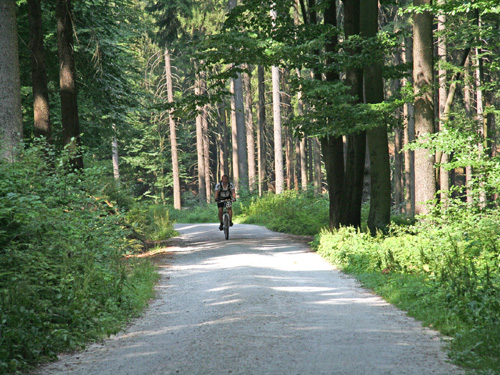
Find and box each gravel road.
[34,223,463,375]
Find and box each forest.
[0,0,499,373]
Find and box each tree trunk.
[57,0,83,170]
[217,100,229,180]
[28,0,51,141]
[437,2,449,204]
[361,0,391,234]
[0,0,23,161]
[230,78,239,186]
[342,0,366,228]
[321,0,345,229]
[195,76,206,202]
[272,65,284,193]
[165,46,181,209]
[234,72,248,191]
[257,65,267,195]
[243,65,256,192]
[403,37,416,217]
[112,124,120,186]
[294,139,300,190]
[321,136,344,228]
[313,137,321,194]
[296,71,308,191]
[413,0,436,215]
[202,101,211,203]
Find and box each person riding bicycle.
[215,175,236,231]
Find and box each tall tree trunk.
[296,70,308,191]
[195,76,206,202]
[342,0,366,228]
[294,139,300,190]
[112,124,120,186]
[0,0,23,161]
[28,0,51,141]
[57,0,83,170]
[413,0,436,215]
[464,57,473,204]
[217,100,229,180]
[321,0,345,228]
[475,15,486,206]
[437,2,449,204]
[243,65,256,192]
[202,102,211,203]
[313,137,321,194]
[403,37,416,217]
[272,65,284,193]
[230,79,239,186]
[165,46,181,209]
[361,0,391,234]
[234,72,248,191]
[393,50,404,212]
[257,65,267,195]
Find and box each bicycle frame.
[220,198,232,240]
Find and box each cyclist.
[215,175,236,231]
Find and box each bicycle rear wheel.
[223,214,229,240]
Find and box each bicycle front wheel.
[223,214,229,240]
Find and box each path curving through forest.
[34,223,463,375]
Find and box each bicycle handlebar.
[215,197,236,202]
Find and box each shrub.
[0,143,161,374]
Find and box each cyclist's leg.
[218,206,224,223]
[228,207,233,226]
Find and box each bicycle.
[217,197,234,240]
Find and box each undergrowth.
[312,206,500,374]
[0,143,172,374]
[237,190,329,235]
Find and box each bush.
[0,143,161,374]
[312,204,500,373]
[239,190,329,235]
[126,203,177,241]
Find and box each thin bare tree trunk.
[243,65,256,192]
[28,0,51,141]
[165,46,181,209]
[464,57,473,204]
[313,137,321,194]
[296,70,308,191]
[272,65,284,193]
[257,66,267,195]
[217,100,229,180]
[202,102,211,203]
[403,38,415,217]
[437,2,449,205]
[294,139,300,190]
[195,75,206,202]
[0,0,22,161]
[475,14,486,206]
[112,124,120,186]
[234,72,248,191]
[230,79,239,187]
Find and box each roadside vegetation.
[0,143,176,375]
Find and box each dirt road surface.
[34,223,463,375]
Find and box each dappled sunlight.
[34,223,460,375]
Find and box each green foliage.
[126,203,177,241]
[312,206,500,374]
[169,202,219,224]
[0,143,161,374]
[238,190,329,235]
